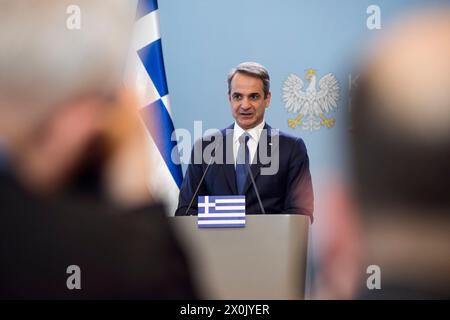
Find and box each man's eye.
[233,94,242,100]
[250,94,259,100]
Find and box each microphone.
[245,162,266,214]
[184,134,223,215]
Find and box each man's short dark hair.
[227,62,270,98]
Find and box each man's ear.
[40,97,105,171]
[16,97,106,195]
[53,98,104,145]
[265,91,271,108]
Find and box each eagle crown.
[305,69,317,92]
[305,69,317,81]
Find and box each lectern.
[169,214,310,299]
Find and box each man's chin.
[237,118,257,130]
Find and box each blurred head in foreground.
[0,0,150,205]
[0,0,197,299]
[317,8,450,299]
[353,8,450,298]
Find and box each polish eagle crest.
[282,69,340,131]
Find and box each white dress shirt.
[233,120,265,168]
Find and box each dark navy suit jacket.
[175,123,314,220]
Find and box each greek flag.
[198,196,246,228]
[125,0,182,214]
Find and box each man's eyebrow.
[231,92,260,96]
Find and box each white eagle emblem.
[282,69,340,131]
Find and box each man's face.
[229,72,271,130]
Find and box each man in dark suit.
[176,62,313,219]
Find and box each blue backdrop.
[159,0,447,180]
[157,0,450,297]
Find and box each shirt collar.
[233,119,265,143]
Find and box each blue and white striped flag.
[198,196,246,228]
[125,0,182,214]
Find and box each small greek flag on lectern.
[198,196,246,228]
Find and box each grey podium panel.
[170,214,309,299]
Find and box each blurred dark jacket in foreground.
[0,163,197,299]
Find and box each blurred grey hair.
[0,0,136,116]
[227,62,270,98]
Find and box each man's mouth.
[239,111,253,117]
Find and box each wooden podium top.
[170,214,310,299]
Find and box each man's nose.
[241,97,252,109]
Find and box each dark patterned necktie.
[236,133,250,194]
